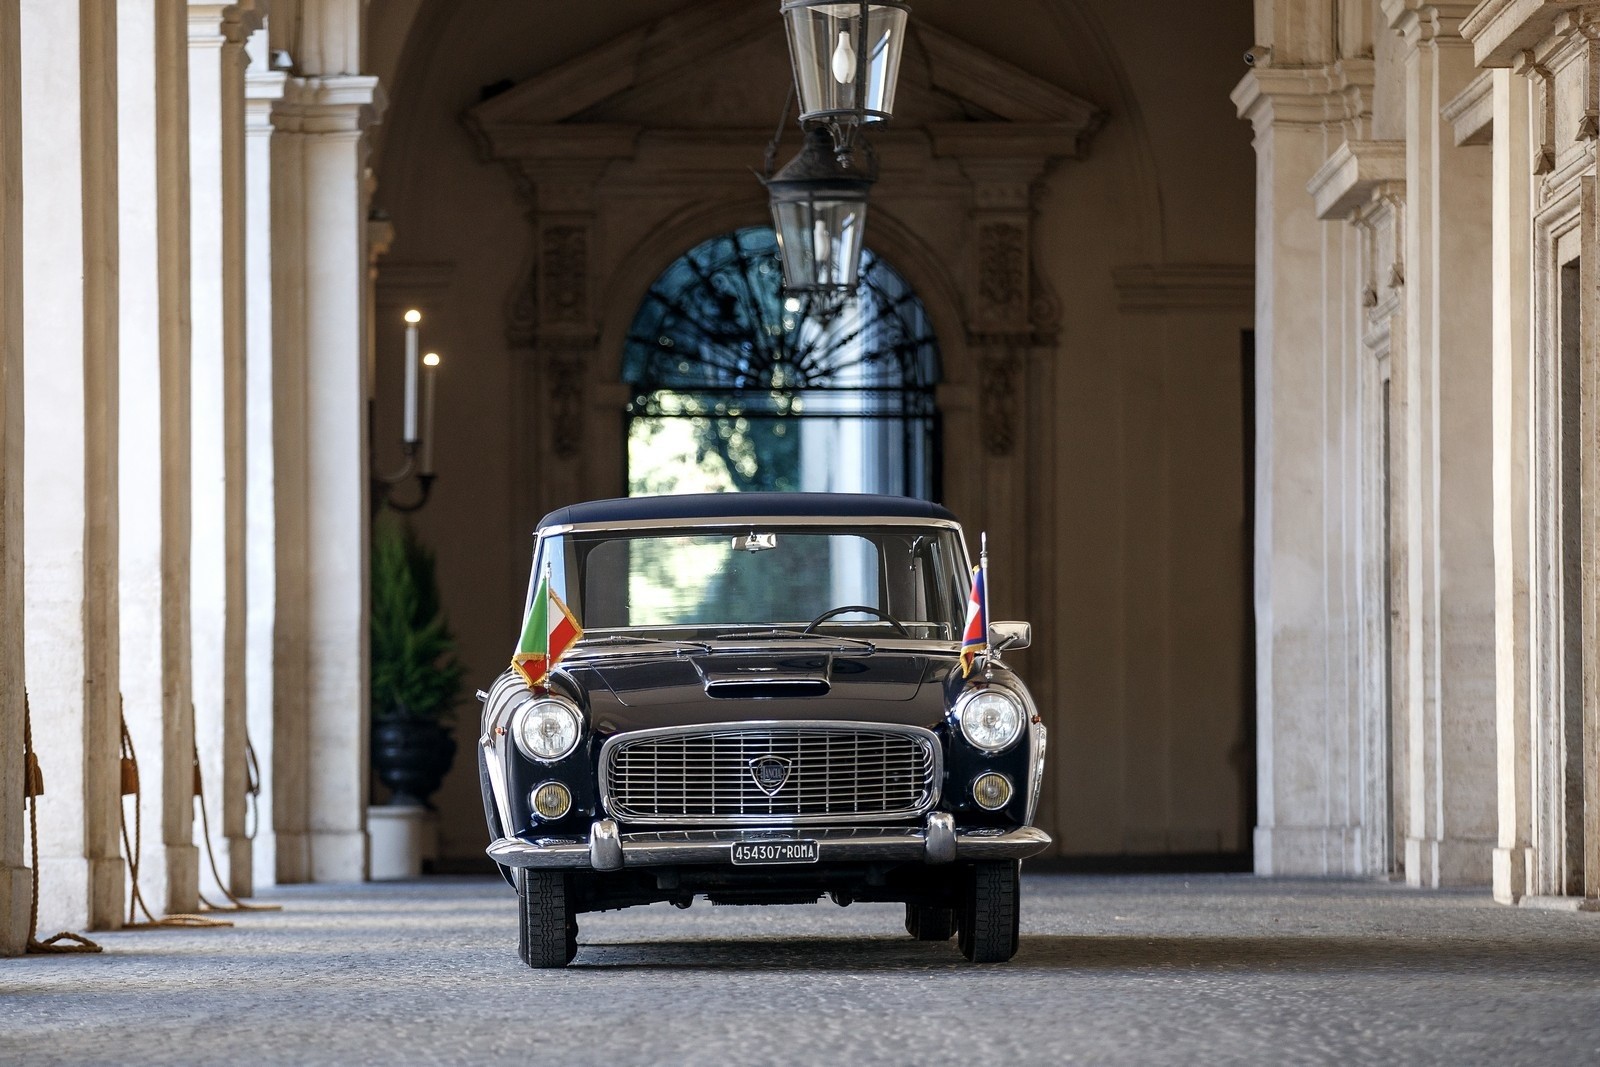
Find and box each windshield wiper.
[712,629,877,653]
[577,635,712,654]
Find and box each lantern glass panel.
[782,3,908,125]
[772,194,869,292]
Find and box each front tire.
[957,860,1020,963]
[905,903,956,941]
[517,868,578,968]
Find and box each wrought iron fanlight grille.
[622,227,941,498]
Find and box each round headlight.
[957,689,1024,752]
[973,772,1013,811]
[530,781,573,821]
[511,697,581,761]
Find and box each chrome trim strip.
[539,516,962,536]
[484,823,1052,870]
[589,819,623,870]
[597,720,943,827]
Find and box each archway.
[622,226,941,500]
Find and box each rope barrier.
[191,718,278,914]
[22,691,101,954]
[117,705,230,930]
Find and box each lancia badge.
[749,755,792,796]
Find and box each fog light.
[972,772,1013,811]
[531,781,572,821]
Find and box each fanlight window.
[623,226,940,499]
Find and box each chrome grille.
[600,722,941,825]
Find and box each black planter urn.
[372,718,457,807]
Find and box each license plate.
[731,839,820,865]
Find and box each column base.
[272,830,313,884]
[1253,824,1367,876]
[0,864,33,956]
[225,835,252,898]
[1492,845,1533,904]
[1406,835,1493,887]
[162,843,200,916]
[310,829,368,883]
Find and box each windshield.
[529,524,969,641]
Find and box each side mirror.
[990,621,1031,653]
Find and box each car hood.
[562,647,956,736]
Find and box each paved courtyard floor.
[3,873,1598,1066]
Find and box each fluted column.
[119,0,199,917]
[0,0,30,956]
[188,0,257,898]
[270,73,382,882]
[20,0,125,931]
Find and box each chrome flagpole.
[981,532,993,679]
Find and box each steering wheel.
[803,604,910,637]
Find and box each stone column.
[270,73,382,882]
[20,0,125,931]
[0,0,31,956]
[1386,0,1497,887]
[118,0,199,917]
[1488,68,1535,903]
[1234,61,1371,876]
[188,0,257,898]
[243,29,284,888]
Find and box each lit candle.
[420,352,440,475]
[403,309,421,444]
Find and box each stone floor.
[3,873,1598,1066]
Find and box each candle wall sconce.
[372,308,442,514]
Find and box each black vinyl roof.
[537,492,959,531]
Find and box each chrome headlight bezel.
[954,687,1025,753]
[510,695,583,762]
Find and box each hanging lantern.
[766,127,877,295]
[781,1,910,160]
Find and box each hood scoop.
[700,656,832,700]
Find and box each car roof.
[536,492,959,531]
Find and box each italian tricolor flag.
[512,569,583,688]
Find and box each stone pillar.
[243,29,285,888]
[188,0,257,898]
[1489,68,1535,903]
[270,73,382,882]
[0,0,32,957]
[118,0,199,917]
[1386,0,1497,887]
[20,0,125,931]
[1234,60,1371,876]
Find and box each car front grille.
[599,723,941,825]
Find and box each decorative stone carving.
[979,347,1020,457]
[540,226,588,326]
[549,349,585,458]
[978,222,1026,324]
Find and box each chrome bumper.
[486,813,1052,871]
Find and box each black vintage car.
[477,493,1049,966]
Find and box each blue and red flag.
[959,561,988,677]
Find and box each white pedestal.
[367,804,438,880]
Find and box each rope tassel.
[22,692,101,954]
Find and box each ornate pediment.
[464,0,1105,166]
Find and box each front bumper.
[486,812,1052,871]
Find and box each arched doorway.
[621,227,940,499]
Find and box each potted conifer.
[369,511,465,808]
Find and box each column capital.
[1383,1,1480,48]
[271,75,385,136]
[187,2,263,47]
[1463,0,1600,67]
[1232,59,1376,139]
